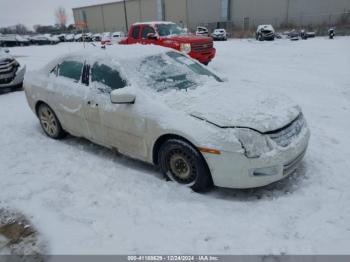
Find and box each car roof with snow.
[257,24,274,31]
[78,44,170,59]
[41,44,174,72]
[133,21,175,26]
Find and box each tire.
[158,139,213,192]
[202,62,209,66]
[258,34,264,41]
[37,103,66,139]
[12,82,23,91]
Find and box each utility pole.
[286,0,290,25]
[123,0,129,32]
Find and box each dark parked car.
[30,35,59,45]
[0,34,30,47]
[74,33,93,42]
[256,25,275,41]
[306,31,316,38]
[57,34,66,42]
[287,30,300,41]
[92,33,102,42]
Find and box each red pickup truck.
[119,21,216,65]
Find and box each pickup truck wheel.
[38,103,66,139]
[158,139,213,192]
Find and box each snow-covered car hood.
[162,84,301,133]
[257,25,275,33]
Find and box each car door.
[128,25,141,44]
[49,58,90,138]
[141,25,157,45]
[86,62,148,159]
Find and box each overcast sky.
[0,0,113,30]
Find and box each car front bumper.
[212,35,226,40]
[0,65,26,89]
[189,48,216,64]
[202,126,310,189]
[262,33,275,40]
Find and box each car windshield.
[138,51,222,92]
[156,23,187,37]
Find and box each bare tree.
[55,7,67,28]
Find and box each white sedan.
[24,45,310,192]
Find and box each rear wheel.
[37,103,66,139]
[158,139,213,192]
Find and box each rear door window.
[58,60,83,82]
[91,63,127,93]
[132,26,141,39]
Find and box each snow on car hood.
[161,83,301,133]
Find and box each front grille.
[0,58,17,84]
[191,42,213,53]
[267,114,305,147]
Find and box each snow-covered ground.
[0,37,350,255]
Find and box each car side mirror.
[147,33,158,40]
[110,90,136,104]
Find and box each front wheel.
[11,82,23,91]
[158,139,213,192]
[37,103,66,139]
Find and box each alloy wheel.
[38,105,59,137]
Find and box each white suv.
[211,29,228,41]
[0,48,26,91]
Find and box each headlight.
[180,43,191,53]
[13,59,20,67]
[236,129,273,158]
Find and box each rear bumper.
[189,48,216,64]
[0,65,26,89]
[202,125,310,189]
